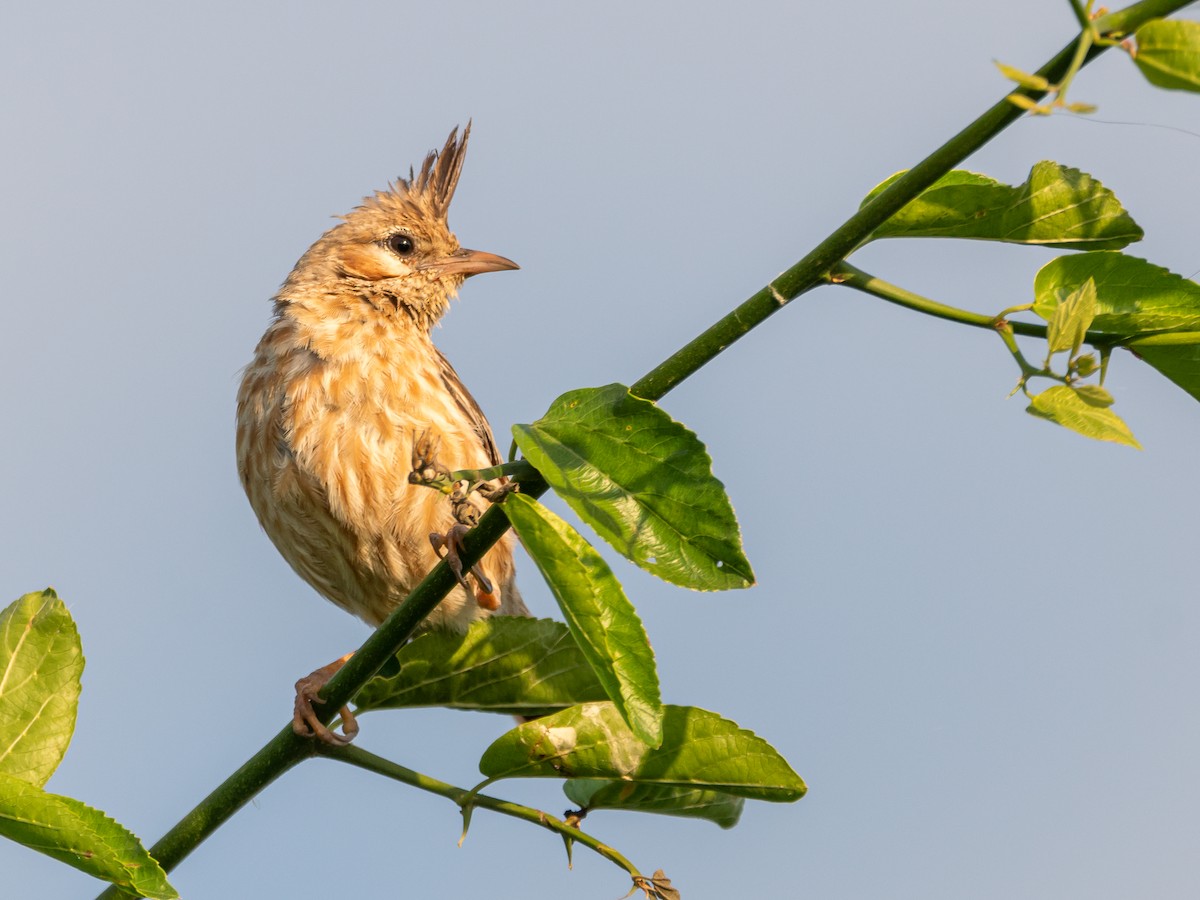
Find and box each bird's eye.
[388,233,416,256]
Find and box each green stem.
[99,2,1196,894]
[450,459,540,484]
[828,260,1161,350]
[96,732,313,898]
[320,744,644,880]
[1069,0,1093,30]
[1125,331,1200,347]
[1054,24,1096,106]
[629,0,1190,401]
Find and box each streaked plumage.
[236,124,525,645]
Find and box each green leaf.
[1132,338,1200,403]
[1026,385,1141,448]
[994,61,1052,91]
[0,772,178,899]
[502,493,663,747]
[862,161,1143,249]
[1033,253,1200,335]
[1134,18,1200,92]
[1006,93,1049,113]
[353,618,607,717]
[479,702,806,803]
[512,384,754,591]
[1046,278,1097,356]
[563,778,744,829]
[1073,384,1115,407]
[0,590,84,787]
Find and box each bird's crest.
[359,123,472,224]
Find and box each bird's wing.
[433,347,502,467]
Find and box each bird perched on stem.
[236,124,527,744]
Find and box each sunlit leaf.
[1033,253,1200,334]
[1006,93,1049,112]
[0,773,177,899]
[861,161,1143,249]
[563,778,744,829]
[1046,278,1097,355]
[1026,385,1141,448]
[994,61,1052,91]
[1072,384,1115,407]
[502,493,662,747]
[479,702,805,803]
[353,618,607,717]
[1134,18,1200,92]
[512,384,754,591]
[0,590,83,787]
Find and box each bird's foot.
[409,431,454,493]
[476,479,519,503]
[293,653,360,745]
[430,524,501,611]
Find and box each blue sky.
[3,2,1199,898]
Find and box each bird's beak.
[419,248,520,278]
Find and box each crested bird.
[236,124,526,743]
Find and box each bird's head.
[280,123,517,332]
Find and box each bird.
[236,124,527,744]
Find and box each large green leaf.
[861,161,1143,249]
[511,384,754,591]
[353,618,607,717]
[1026,385,1141,449]
[1032,253,1200,335]
[1133,339,1200,403]
[1134,18,1200,92]
[0,590,84,787]
[563,778,744,829]
[0,772,177,899]
[479,702,805,803]
[502,493,663,747]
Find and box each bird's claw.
[430,524,500,610]
[293,654,360,745]
[409,431,453,491]
[477,479,518,503]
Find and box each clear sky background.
[3,2,1199,898]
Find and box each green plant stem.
[829,260,1200,352]
[99,2,1195,894]
[319,743,644,879]
[1069,0,1093,31]
[96,732,313,898]
[450,459,540,483]
[629,0,1188,402]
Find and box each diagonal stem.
[319,743,644,880]
[96,2,1196,895]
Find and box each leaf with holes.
[512,384,753,591]
[479,702,805,803]
[502,493,663,747]
[0,590,83,787]
[861,161,1142,249]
